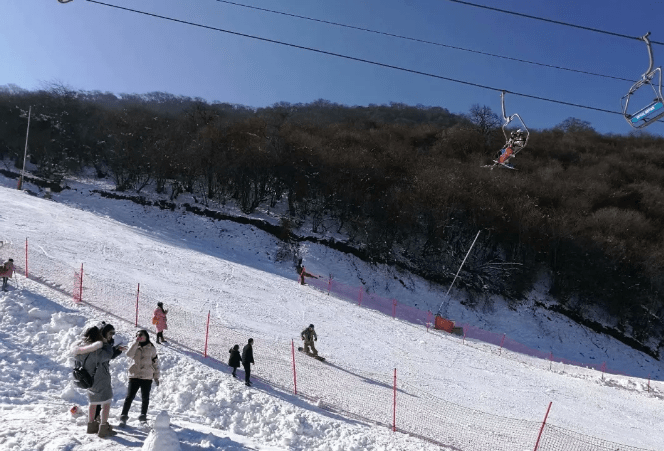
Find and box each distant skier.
[295,258,317,285]
[301,324,318,356]
[242,338,254,386]
[1,258,15,291]
[228,344,242,378]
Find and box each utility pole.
[18,106,31,190]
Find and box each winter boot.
[137,414,147,423]
[86,421,99,434]
[118,415,128,427]
[98,422,116,438]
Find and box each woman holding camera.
[119,329,160,426]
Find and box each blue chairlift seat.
[621,33,664,129]
[628,98,664,126]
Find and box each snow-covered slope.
[0,172,663,450]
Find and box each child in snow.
[119,329,160,426]
[228,344,242,378]
[72,323,127,438]
[152,302,169,344]
[1,258,15,291]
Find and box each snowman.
[141,411,181,451]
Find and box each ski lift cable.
[85,0,627,117]
[213,0,633,83]
[445,0,664,46]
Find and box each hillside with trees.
[2,83,663,357]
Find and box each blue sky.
[2,0,664,134]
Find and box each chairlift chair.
[621,32,664,129]
[482,92,530,170]
[492,91,529,168]
[500,91,529,153]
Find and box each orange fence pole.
[203,311,210,358]
[292,339,298,395]
[135,283,140,327]
[533,402,552,451]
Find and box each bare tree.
[468,104,501,151]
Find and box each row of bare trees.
[1,84,664,356]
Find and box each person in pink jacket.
[152,302,168,344]
[1,258,15,291]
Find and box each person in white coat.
[119,329,160,425]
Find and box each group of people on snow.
[3,252,325,439]
[69,301,265,438]
[65,262,321,440]
[71,303,169,438]
[228,338,254,386]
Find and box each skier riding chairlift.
[488,91,529,169]
[621,32,664,129]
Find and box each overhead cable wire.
[445,0,664,46]
[85,0,623,117]
[214,0,633,83]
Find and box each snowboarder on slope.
[301,324,318,356]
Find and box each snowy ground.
[1,169,663,450]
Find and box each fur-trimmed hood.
[71,340,103,356]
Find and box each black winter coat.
[228,348,242,368]
[242,344,254,366]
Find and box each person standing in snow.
[228,344,242,378]
[1,258,15,291]
[72,323,127,438]
[152,302,168,344]
[119,329,160,426]
[301,324,318,356]
[241,338,254,386]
